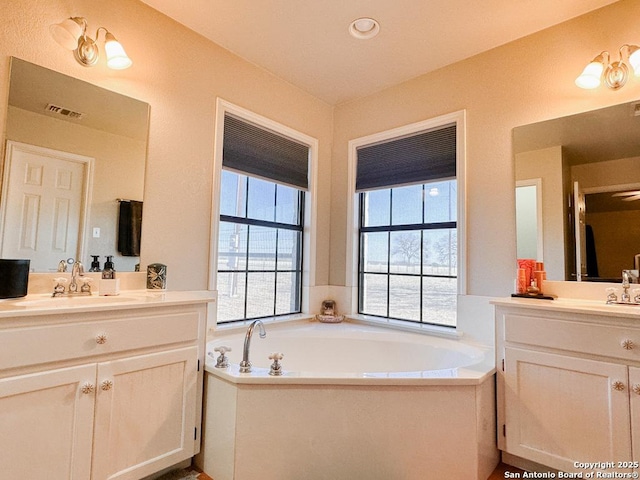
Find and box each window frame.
[346,111,466,328]
[209,99,318,326]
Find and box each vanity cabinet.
[0,298,209,480]
[495,300,640,473]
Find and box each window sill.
[213,313,314,334]
[213,313,462,340]
[345,314,462,339]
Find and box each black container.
[0,259,30,299]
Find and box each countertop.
[491,296,640,319]
[0,290,216,318]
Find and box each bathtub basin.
[206,320,493,385]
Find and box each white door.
[0,141,92,271]
[0,364,96,479]
[504,347,631,472]
[573,180,587,281]
[91,346,198,480]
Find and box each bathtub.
[197,320,498,480]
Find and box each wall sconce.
[50,17,132,70]
[576,44,640,90]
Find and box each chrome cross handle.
[212,346,232,368]
[269,352,284,376]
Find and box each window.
[214,107,313,323]
[359,181,457,326]
[353,115,464,328]
[217,172,304,322]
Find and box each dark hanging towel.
[117,200,143,256]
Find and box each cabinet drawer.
[504,313,640,361]
[0,310,200,371]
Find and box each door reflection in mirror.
[516,179,542,261]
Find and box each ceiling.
[140,0,619,105]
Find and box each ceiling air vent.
[632,102,640,117]
[45,103,85,120]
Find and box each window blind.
[223,114,310,190]
[356,124,456,191]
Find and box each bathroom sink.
[9,294,142,308]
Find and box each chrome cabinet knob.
[612,381,626,391]
[95,333,108,344]
[81,382,95,394]
[633,384,640,395]
[100,380,113,391]
[621,339,635,350]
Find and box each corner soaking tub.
[197,320,498,480]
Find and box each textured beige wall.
[330,0,640,297]
[0,0,334,290]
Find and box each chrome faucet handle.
[52,277,68,296]
[212,346,232,368]
[80,277,92,293]
[606,287,619,304]
[269,352,284,376]
[633,288,640,304]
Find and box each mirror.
[514,100,640,282]
[0,57,149,272]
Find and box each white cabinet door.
[91,346,198,480]
[0,364,96,480]
[504,347,631,472]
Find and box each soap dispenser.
[89,255,101,272]
[99,255,119,296]
[103,256,115,279]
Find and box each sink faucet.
[621,270,639,303]
[69,260,85,293]
[239,320,266,373]
[53,260,92,296]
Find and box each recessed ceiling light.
[349,17,380,40]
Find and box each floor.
[161,462,525,479]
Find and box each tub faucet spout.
[239,320,266,373]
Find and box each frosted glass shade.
[628,47,640,76]
[575,61,604,89]
[104,33,132,69]
[49,18,83,50]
